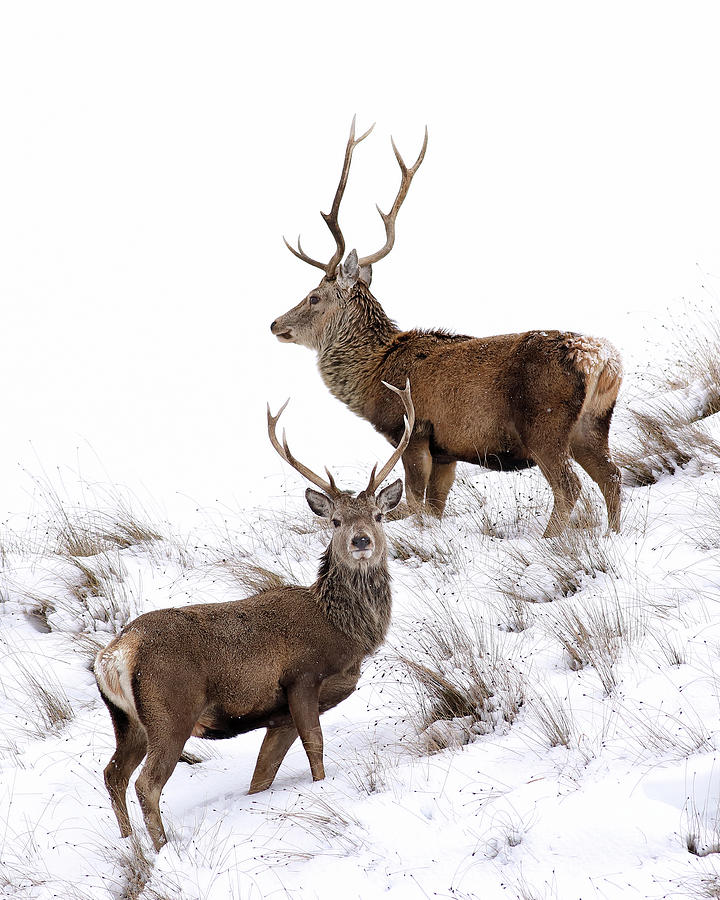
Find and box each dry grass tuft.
[346,737,396,796]
[261,791,367,859]
[389,532,452,565]
[502,528,620,605]
[25,469,163,557]
[528,690,575,749]
[62,552,138,632]
[115,833,154,900]
[616,406,720,487]
[690,871,720,899]
[396,600,524,752]
[663,302,720,420]
[684,792,720,860]
[494,594,535,633]
[688,488,720,552]
[625,704,714,759]
[16,663,75,735]
[547,595,645,695]
[223,560,291,593]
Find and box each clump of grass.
[547,595,645,694]
[16,662,75,736]
[494,593,535,633]
[115,834,154,900]
[528,690,575,749]
[688,488,720,552]
[616,406,720,487]
[503,528,619,605]
[62,551,138,632]
[346,737,395,796]
[223,560,291,593]
[663,300,720,419]
[684,793,720,859]
[688,871,720,899]
[260,792,367,859]
[395,600,524,752]
[24,468,163,557]
[389,532,452,565]
[625,704,714,759]
[58,509,162,557]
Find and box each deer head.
[270,117,427,350]
[267,379,415,566]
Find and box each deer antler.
[365,379,415,494]
[358,128,428,268]
[267,400,340,497]
[283,116,374,278]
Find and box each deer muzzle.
[270,319,294,342]
[350,534,373,560]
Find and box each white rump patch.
[563,335,621,379]
[94,640,138,717]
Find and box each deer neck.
[313,546,392,656]
[317,285,398,416]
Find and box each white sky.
[2,1,720,524]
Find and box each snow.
[4,391,720,898]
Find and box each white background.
[2,1,719,522]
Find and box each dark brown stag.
[94,381,413,850]
[271,118,622,536]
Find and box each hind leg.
[102,700,147,839]
[426,461,457,517]
[571,416,621,532]
[401,436,433,513]
[248,725,298,794]
[533,454,582,537]
[135,715,196,851]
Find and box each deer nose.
[351,534,371,550]
[270,320,277,332]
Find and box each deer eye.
[309,295,320,305]
[375,513,383,522]
[332,518,341,528]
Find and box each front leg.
[287,677,325,783]
[401,435,432,513]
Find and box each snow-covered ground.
[3,332,720,899]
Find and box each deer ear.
[305,488,334,518]
[358,263,372,286]
[339,249,359,284]
[376,479,403,512]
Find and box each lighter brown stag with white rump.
[94,381,414,850]
[271,119,622,536]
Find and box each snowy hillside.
[3,307,720,900]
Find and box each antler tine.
[322,115,375,277]
[266,401,337,496]
[358,127,428,269]
[282,235,327,272]
[366,379,415,494]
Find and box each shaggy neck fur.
[313,544,392,656]
[317,282,398,416]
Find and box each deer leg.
[102,701,147,839]
[426,460,457,517]
[534,455,582,538]
[286,679,324,783]
[248,725,299,794]
[571,443,621,533]
[134,720,193,851]
[401,437,433,513]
